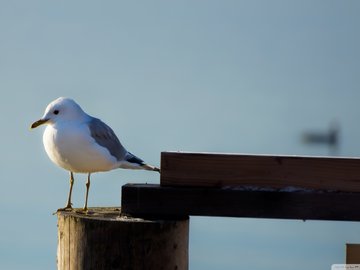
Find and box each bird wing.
[87,117,127,161]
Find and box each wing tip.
[142,164,161,173]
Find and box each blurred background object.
[302,121,340,156]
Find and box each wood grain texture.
[57,207,189,270]
[161,152,360,192]
[122,184,360,221]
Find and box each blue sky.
[0,1,360,269]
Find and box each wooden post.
[57,208,189,270]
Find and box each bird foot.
[53,205,73,215]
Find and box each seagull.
[31,97,160,211]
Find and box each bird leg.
[57,172,74,212]
[83,173,91,211]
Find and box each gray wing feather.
[125,152,145,165]
[88,117,127,161]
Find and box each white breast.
[43,122,118,173]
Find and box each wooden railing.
[122,152,360,221]
[57,151,360,269]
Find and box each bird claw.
[53,204,73,215]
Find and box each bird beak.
[31,118,49,129]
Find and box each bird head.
[31,97,86,129]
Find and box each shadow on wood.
[57,207,189,270]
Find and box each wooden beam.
[346,244,360,263]
[161,152,360,192]
[121,184,360,221]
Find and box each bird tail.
[141,163,161,173]
[124,152,160,173]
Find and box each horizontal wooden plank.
[121,184,360,221]
[161,152,360,192]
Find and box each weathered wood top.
[57,207,121,221]
[56,207,188,221]
[161,152,360,192]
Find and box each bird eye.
[54,110,59,115]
